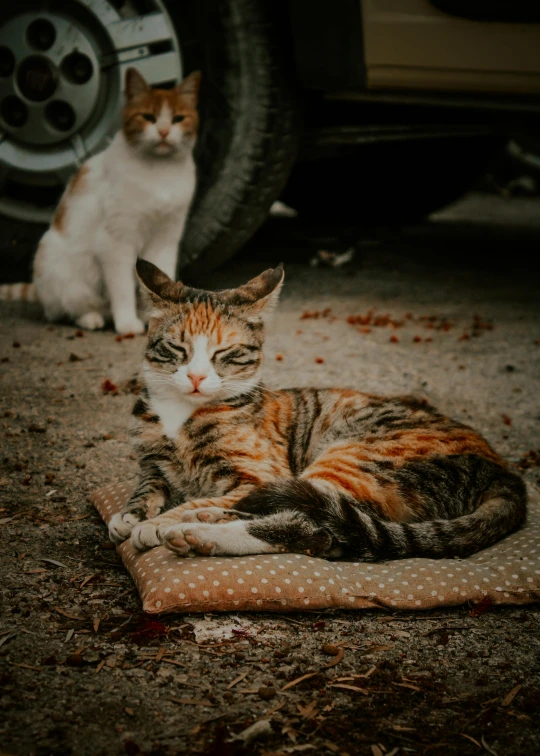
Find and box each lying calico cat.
[0,68,200,334]
[109,260,527,560]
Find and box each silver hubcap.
[0,0,181,222]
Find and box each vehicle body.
[1,0,540,280]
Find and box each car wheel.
[0,0,298,282]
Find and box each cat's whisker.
[234,383,281,398]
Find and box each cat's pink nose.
[188,374,206,391]
[158,128,170,139]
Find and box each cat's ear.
[136,259,183,307]
[125,68,149,100]
[230,265,284,320]
[176,70,201,105]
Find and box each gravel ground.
[1,195,540,756]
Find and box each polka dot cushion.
[90,482,540,614]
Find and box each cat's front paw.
[108,511,141,544]
[130,519,172,551]
[114,316,146,335]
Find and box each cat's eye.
[213,346,258,365]
[141,113,156,123]
[172,115,185,123]
[168,343,187,357]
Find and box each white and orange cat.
[0,67,200,334]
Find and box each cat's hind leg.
[128,485,260,550]
[163,519,282,557]
[178,507,254,524]
[162,511,335,558]
[34,232,108,326]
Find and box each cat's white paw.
[114,316,146,335]
[164,521,275,558]
[179,507,239,524]
[76,311,105,331]
[108,511,140,544]
[164,523,217,557]
[130,520,170,551]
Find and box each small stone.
[82,649,100,663]
[321,644,340,656]
[66,653,85,667]
[28,424,46,433]
[258,686,277,700]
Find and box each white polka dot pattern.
[89,483,540,615]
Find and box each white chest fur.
[149,395,194,440]
[100,134,196,220]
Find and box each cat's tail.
[0,282,39,303]
[234,465,527,560]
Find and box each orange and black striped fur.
[108,259,527,561]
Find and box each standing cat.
[0,68,200,334]
[108,259,527,561]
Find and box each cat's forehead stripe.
[183,302,224,341]
[161,305,258,349]
[134,88,196,115]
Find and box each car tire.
[171,0,298,279]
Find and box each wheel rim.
[0,0,181,223]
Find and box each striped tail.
[234,466,527,561]
[0,282,38,303]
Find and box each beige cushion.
[90,482,540,614]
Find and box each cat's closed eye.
[172,115,185,123]
[167,342,187,359]
[141,113,156,123]
[214,346,259,366]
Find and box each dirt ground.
[1,194,540,756]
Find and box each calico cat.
[0,68,200,334]
[108,259,527,560]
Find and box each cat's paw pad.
[180,507,238,524]
[108,512,140,544]
[164,524,216,557]
[114,316,146,335]
[130,520,168,551]
[76,311,105,331]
